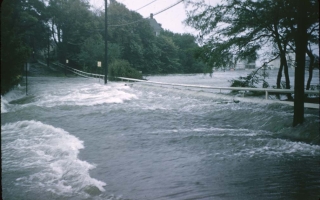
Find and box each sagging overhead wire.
[108,18,146,27]
[135,0,159,11]
[108,0,185,27]
[153,0,184,16]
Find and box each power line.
[108,18,146,27]
[108,0,185,27]
[135,0,159,11]
[153,0,184,16]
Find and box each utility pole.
[65,59,68,76]
[104,0,108,84]
[25,63,28,95]
[293,0,308,126]
[47,32,50,68]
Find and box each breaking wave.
[1,120,106,199]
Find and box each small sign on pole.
[25,63,29,95]
[97,61,102,83]
[65,59,68,76]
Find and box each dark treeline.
[1,0,206,94]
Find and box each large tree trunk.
[282,54,293,100]
[293,0,308,127]
[276,61,283,88]
[276,47,292,100]
[306,48,315,90]
[276,61,284,99]
[274,22,292,99]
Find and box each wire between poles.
[135,0,159,11]
[108,0,185,27]
[108,18,147,27]
[153,0,184,16]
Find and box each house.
[234,57,256,69]
[147,13,162,36]
[212,56,256,71]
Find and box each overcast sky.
[90,0,219,34]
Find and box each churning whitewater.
[1,72,319,200]
[2,120,106,197]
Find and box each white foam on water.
[37,83,137,107]
[149,127,265,137]
[3,84,27,101]
[1,96,9,113]
[1,80,137,111]
[230,138,320,159]
[1,84,27,113]
[1,120,106,197]
[149,127,319,159]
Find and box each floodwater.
[1,69,319,200]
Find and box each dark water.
[1,71,320,200]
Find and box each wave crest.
[1,120,106,198]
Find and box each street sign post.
[97,61,101,82]
[65,59,68,76]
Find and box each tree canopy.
[185,0,319,125]
[1,0,50,94]
[185,0,318,69]
[1,0,206,94]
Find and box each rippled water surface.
[1,71,320,200]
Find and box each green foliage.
[77,34,104,72]
[1,0,209,94]
[1,0,42,94]
[155,35,181,73]
[48,0,96,63]
[108,59,143,80]
[185,0,318,72]
[229,67,270,95]
[104,1,208,75]
[108,43,123,63]
[161,31,205,73]
[230,72,259,88]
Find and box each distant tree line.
[1,0,206,94]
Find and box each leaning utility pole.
[104,0,108,84]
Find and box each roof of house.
[147,14,162,33]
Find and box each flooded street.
[2,70,319,199]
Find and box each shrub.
[108,59,143,80]
[229,70,268,96]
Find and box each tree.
[1,0,48,94]
[107,1,161,73]
[156,35,181,73]
[162,31,205,73]
[306,47,318,90]
[77,34,104,72]
[292,0,308,126]
[185,0,319,126]
[48,0,96,65]
[185,0,293,87]
[185,0,263,71]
